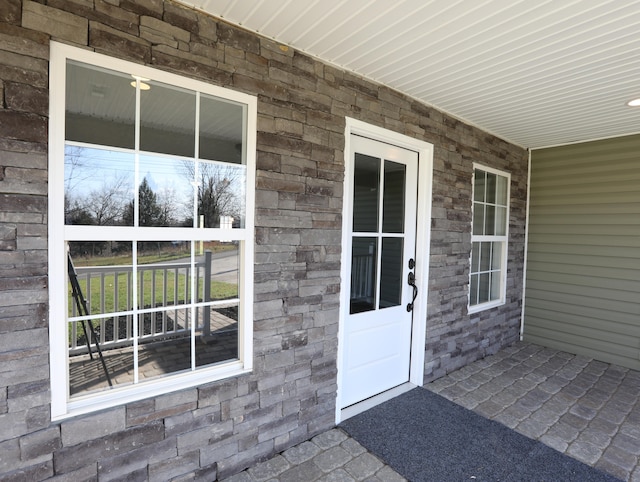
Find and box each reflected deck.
[69,311,238,396]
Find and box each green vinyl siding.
[523,134,640,370]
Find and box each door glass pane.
[140,81,196,157]
[350,237,377,314]
[379,237,403,309]
[382,161,406,233]
[353,154,380,232]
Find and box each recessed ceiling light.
[626,98,640,107]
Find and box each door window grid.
[350,155,406,313]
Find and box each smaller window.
[469,165,510,312]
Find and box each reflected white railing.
[69,251,213,354]
[351,253,375,300]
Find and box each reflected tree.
[123,177,168,227]
[182,162,242,228]
[156,186,184,227]
[65,199,106,257]
[64,146,130,227]
[64,146,93,199]
[86,175,129,226]
[65,197,94,225]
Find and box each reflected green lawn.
[69,271,237,316]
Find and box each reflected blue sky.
[65,144,247,227]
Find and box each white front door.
[340,134,419,408]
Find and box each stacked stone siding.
[0,0,527,480]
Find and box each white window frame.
[468,163,510,314]
[48,42,256,420]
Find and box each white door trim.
[336,118,434,423]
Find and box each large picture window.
[469,165,510,312]
[49,43,256,419]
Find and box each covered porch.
[224,342,640,481]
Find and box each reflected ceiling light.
[626,98,640,107]
[130,75,151,91]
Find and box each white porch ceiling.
[182,0,640,149]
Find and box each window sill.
[468,299,505,315]
[53,361,249,421]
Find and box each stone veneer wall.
[0,0,528,480]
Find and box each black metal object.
[67,253,113,387]
[407,258,418,312]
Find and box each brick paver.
[429,342,640,481]
[221,429,406,482]
[222,342,640,481]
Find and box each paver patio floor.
[221,342,640,481]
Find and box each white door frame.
[336,118,434,423]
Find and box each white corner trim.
[520,148,532,340]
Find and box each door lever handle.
[407,270,418,312]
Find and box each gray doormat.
[340,388,621,482]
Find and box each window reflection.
[64,146,134,226]
[67,238,241,397]
[379,237,403,308]
[65,61,135,149]
[67,243,134,396]
[200,94,245,165]
[133,155,194,227]
[350,237,377,313]
[382,161,406,234]
[64,146,247,229]
[140,81,196,158]
[353,154,380,233]
[195,161,246,228]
